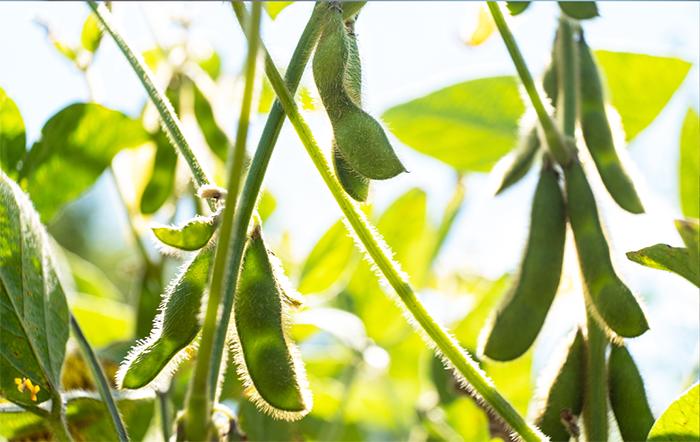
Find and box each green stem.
[558,16,578,139]
[183,3,261,440]
[158,392,172,442]
[234,5,542,441]
[49,394,74,442]
[87,1,215,211]
[70,314,129,442]
[487,1,570,167]
[583,310,608,441]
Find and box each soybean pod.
[578,32,644,214]
[608,344,655,441]
[564,158,649,338]
[118,247,212,390]
[313,4,406,180]
[492,126,542,195]
[232,222,311,421]
[482,158,566,361]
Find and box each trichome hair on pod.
[228,221,311,421]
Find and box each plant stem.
[558,16,578,139]
[233,5,543,441]
[158,391,172,442]
[49,394,74,442]
[87,1,215,211]
[583,310,608,441]
[487,1,570,167]
[183,3,261,440]
[70,313,129,442]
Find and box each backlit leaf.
[140,130,177,215]
[679,109,699,219]
[264,2,295,20]
[298,220,355,294]
[81,13,103,53]
[626,244,699,287]
[0,87,26,178]
[647,383,699,441]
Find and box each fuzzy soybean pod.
[564,159,649,338]
[608,344,655,441]
[313,5,406,180]
[534,329,584,441]
[481,159,566,361]
[233,223,311,420]
[333,18,370,202]
[118,247,212,390]
[578,35,644,214]
[492,126,542,195]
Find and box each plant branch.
[49,394,74,442]
[487,1,570,167]
[70,313,129,442]
[183,2,261,440]
[87,1,215,211]
[233,4,543,441]
[583,310,608,441]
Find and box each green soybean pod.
[542,30,559,108]
[118,247,212,390]
[608,344,655,441]
[233,222,311,420]
[564,159,649,338]
[578,34,644,214]
[558,1,599,20]
[492,126,541,195]
[313,5,406,180]
[481,159,566,361]
[151,213,219,252]
[534,329,584,441]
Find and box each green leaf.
[0,173,70,406]
[382,76,525,172]
[62,247,122,300]
[626,244,699,287]
[70,294,135,347]
[505,2,531,16]
[198,50,221,81]
[152,215,218,251]
[0,390,155,442]
[647,383,699,441]
[193,83,230,162]
[81,13,103,53]
[264,2,295,20]
[0,87,26,178]
[558,2,599,19]
[298,220,355,294]
[676,219,699,261]
[20,103,149,222]
[595,51,692,142]
[140,131,177,215]
[258,189,277,223]
[679,109,699,219]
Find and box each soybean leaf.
[19,103,149,222]
[297,220,355,294]
[292,308,368,352]
[264,2,294,20]
[81,13,103,53]
[62,247,122,300]
[676,219,699,278]
[197,50,221,81]
[152,215,218,251]
[505,2,530,16]
[647,383,699,441]
[71,294,135,347]
[140,130,177,215]
[193,83,230,162]
[0,87,26,178]
[382,76,525,172]
[679,108,699,219]
[626,244,699,287]
[558,2,599,20]
[0,173,70,406]
[258,189,277,223]
[595,51,692,142]
[0,390,155,442]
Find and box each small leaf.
[626,244,699,287]
[140,131,177,215]
[264,1,294,20]
[679,108,699,219]
[505,2,531,15]
[382,76,525,172]
[595,51,692,141]
[81,13,103,53]
[258,189,277,223]
[298,220,355,294]
[0,87,26,178]
[647,383,699,441]
[198,50,221,81]
[0,173,70,407]
[558,2,599,19]
[193,83,230,162]
[20,103,149,222]
[152,215,218,251]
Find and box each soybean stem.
[487,1,570,166]
[234,5,543,441]
[70,313,129,442]
[183,2,261,440]
[583,310,609,441]
[87,1,215,211]
[49,394,74,442]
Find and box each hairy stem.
[583,310,609,440]
[70,314,129,442]
[183,3,261,440]
[49,395,74,442]
[233,4,543,441]
[87,1,215,211]
[487,1,570,167]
